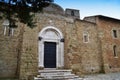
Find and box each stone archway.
[38,26,64,68]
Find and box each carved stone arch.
[39,26,63,39]
[38,26,64,68]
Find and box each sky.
[54,0,120,19]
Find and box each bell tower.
[65,8,80,19]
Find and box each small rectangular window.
[113,30,117,38]
[84,35,88,42]
[113,45,118,58]
[83,32,89,43]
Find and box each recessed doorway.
[44,42,56,68]
[38,26,64,68]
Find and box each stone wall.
[65,19,103,75]
[78,20,103,74]
[84,16,120,73]
[96,17,120,73]
[0,20,23,78]
[35,13,103,75]
[19,12,101,79]
[12,12,104,79]
[19,25,38,80]
[19,13,67,79]
[1,11,120,80]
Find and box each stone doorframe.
[38,26,64,68]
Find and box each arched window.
[113,45,117,57]
[3,19,14,36]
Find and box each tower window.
[113,30,117,38]
[71,10,74,16]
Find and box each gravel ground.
[83,72,120,80]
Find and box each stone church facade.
[0,3,120,79]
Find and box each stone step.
[39,69,72,77]
[51,75,80,79]
[39,69,72,73]
[34,77,83,80]
[39,70,71,76]
[34,69,83,80]
[37,74,75,77]
[37,74,78,78]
